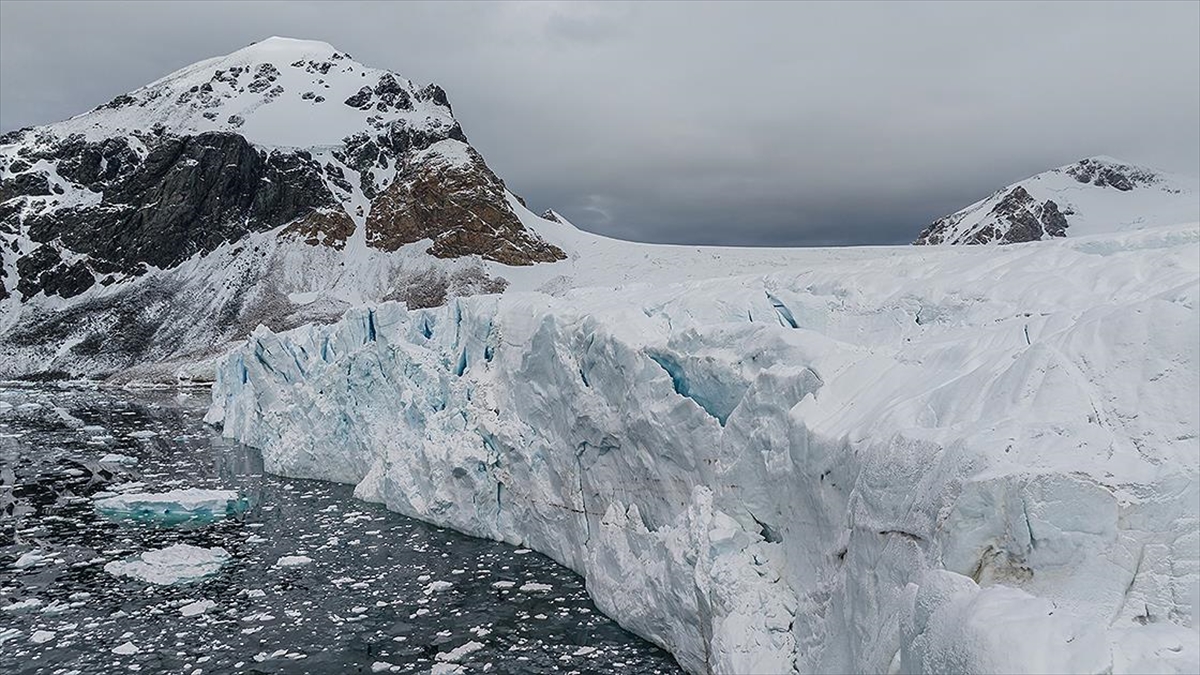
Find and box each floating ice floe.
[180,599,216,617]
[30,630,56,644]
[423,580,454,594]
[93,488,248,524]
[104,544,230,585]
[274,555,313,568]
[99,453,139,466]
[12,551,45,569]
[436,641,484,663]
[112,641,140,655]
[2,598,43,612]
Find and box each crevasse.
[208,226,1200,674]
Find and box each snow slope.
[38,37,458,150]
[210,223,1200,674]
[914,156,1199,245]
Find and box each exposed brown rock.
[365,145,565,266]
[279,208,355,249]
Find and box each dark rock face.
[343,75,417,114]
[915,186,1071,245]
[14,245,95,299]
[416,84,452,114]
[0,171,53,202]
[1040,200,1067,238]
[374,75,413,112]
[365,147,565,265]
[1065,158,1155,191]
[345,86,374,110]
[9,132,336,286]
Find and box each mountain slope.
[914,156,1199,245]
[0,37,564,380]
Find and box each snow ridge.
[39,36,455,149]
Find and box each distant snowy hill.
[914,156,1199,245]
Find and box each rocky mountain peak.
[0,38,566,380]
[13,36,454,151]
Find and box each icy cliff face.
[914,156,1199,245]
[210,224,1200,674]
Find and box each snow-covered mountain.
[914,156,1199,245]
[211,224,1200,674]
[0,37,565,381]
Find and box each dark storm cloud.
[2,1,1197,245]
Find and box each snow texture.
[210,223,1200,673]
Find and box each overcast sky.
[2,1,1197,246]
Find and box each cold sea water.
[0,385,680,674]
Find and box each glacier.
[208,224,1200,674]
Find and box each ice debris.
[180,599,217,617]
[93,488,248,523]
[104,544,230,585]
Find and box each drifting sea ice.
[104,544,231,585]
[93,488,248,524]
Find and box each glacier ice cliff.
[209,225,1200,674]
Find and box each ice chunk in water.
[93,488,248,524]
[180,599,216,616]
[99,453,138,466]
[104,544,230,585]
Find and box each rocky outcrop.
[3,131,337,299]
[1065,157,1156,191]
[278,208,355,249]
[915,185,1072,245]
[920,186,1069,245]
[365,142,565,265]
[913,156,1191,245]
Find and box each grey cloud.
[2,0,1197,245]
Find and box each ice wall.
[209,226,1200,674]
